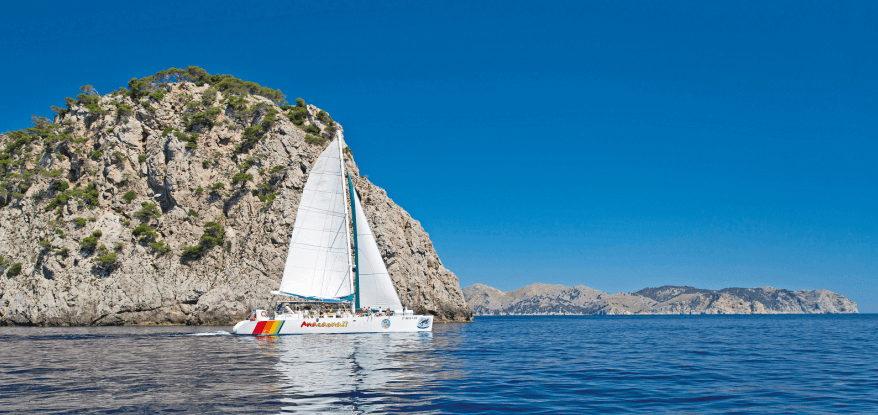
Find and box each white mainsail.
[353,190,404,310]
[278,138,353,301]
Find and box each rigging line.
[298,188,345,196]
[291,225,349,233]
[292,213,345,221]
[288,244,347,251]
[298,198,346,206]
[295,206,346,215]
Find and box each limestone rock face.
[0,82,472,325]
[464,283,857,315]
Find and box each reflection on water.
[256,332,439,413]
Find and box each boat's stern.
[233,309,272,335]
[416,315,434,331]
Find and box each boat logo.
[301,321,348,328]
[417,318,430,329]
[381,319,391,329]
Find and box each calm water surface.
[2,315,877,414]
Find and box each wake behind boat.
[233,136,433,335]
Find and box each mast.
[348,172,360,310]
[338,135,354,307]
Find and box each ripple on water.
[1,315,877,413]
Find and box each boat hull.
[232,314,433,335]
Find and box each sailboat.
[232,136,434,335]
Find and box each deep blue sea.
[2,315,877,414]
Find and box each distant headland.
[464,283,857,315]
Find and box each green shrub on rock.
[121,66,286,105]
[305,134,326,145]
[51,180,70,193]
[258,192,279,206]
[150,240,171,255]
[286,105,307,125]
[303,124,320,135]
[200,221,224,248]
[6,263,22,278]
[201,87,217,106]
[135,202,161,220]
[181,221,225,259]
[76,88,106,115]
[316,109,333,125]
[234,125,264,154]
[231,173,253,184]
[186,106,221,132]
[261,108,279,128]
[80,235,99,250]
[181,244,204,258]
[96,245,117,266]
[45,189,73,211]
[82,184,100,208]
[132,223,158,241]
[237,158,256,171]
[116,104,133,122]
[173,131,198,149]
[122,191,136,203]
[51,105,69,118]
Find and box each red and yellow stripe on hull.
[252,320,284,335]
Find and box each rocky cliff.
[0,67,472,325]
[464,283,857,315]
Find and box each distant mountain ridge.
[463,283,857,315]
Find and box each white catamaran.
[232,136,433,335]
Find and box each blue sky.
[2,1,876,310]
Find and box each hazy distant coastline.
[464,283,857,315]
